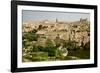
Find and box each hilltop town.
[22,18,90,62]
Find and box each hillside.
[22,18,90,62]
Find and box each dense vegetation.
[22,29,90,62]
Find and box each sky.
[22,10,90,23]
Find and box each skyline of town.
[22,10,90,23]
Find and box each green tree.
[23,33,38,41]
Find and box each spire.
[56,18,58,23]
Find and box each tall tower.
[56,18,58,23]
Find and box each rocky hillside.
[22,18,90,46]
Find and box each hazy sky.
[22,10,90,23]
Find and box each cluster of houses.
[22,18,90,47]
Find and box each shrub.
[31,52,48,61]
[84,41,90,50]
[63,41,78,50]
[29,29,37,33]
[23,33,38,41]
[32,45,39,52]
